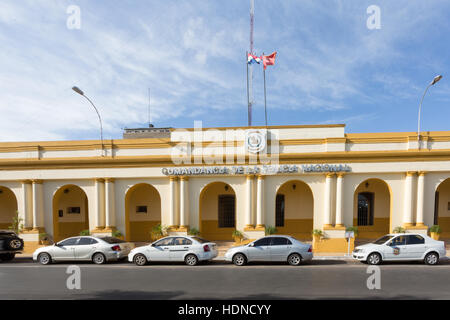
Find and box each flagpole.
[246,51,251,126]
[264,69,268,127]
[263,52,268,127]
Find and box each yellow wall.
[353,179,390,238]
[125,183,161,241]
[200,182,235,240]
[53,185,89,241]
[276,180,313,239]
[0,186,17,229]
[436,179,450,237]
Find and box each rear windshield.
[100,237,126,244]
[372,235,393,245]
[191,237,210,244]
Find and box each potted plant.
[312,229,323,242]
[393,226,406,234]
[429,225,441,240]
[39,233,51,245]
[232,230,244,243]
[151,224,168,241]
[79,229,90,236]
[112,229,124,240]
[265,226,277,235]
[188,228,200,236]
[345,226,359,238]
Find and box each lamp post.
[72,86,104,156]
[417,75,443,150]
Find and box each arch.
[434,178,450,238]
[52,185,89,242]
[199,181,236,241]
[353,178,391,239]
[275,180,314,240]
[125,183,161,242]
[0,186,18,230]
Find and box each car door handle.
[183,247,189,249]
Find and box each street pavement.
[1,257,450,299]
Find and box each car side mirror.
[248,243,254,247]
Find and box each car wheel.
[424,252,439,265]
[7,238,24,251]
[92,253,106,265]
[288,253,302,266]
[38,253,52,265]
[0,253,15,261]
[185,254,198,266]
[367,252,382,265]
[133,254,147,266]
[232,253,247,266]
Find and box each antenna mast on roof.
[148,88,153,128]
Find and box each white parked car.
[33,236,135,265]
[353,233,446,265]
[128,236,218,266]
[224,235,313,266]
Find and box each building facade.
[1,124,450,253]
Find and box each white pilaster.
[323,173,333,227]
[416,172,426,227]
[179,176,189,229]
[403,172,415,227]
[21,180,32,230]
[335,173,344,227]
[256,175,264,228]
[105,178,116,228]
[245,175,254,228]
[94,178,105,230]
[31,180,44,229]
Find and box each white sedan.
[353,233,446,265]
[33,236,135,265]
[224,235,313,266]
[128,236,218,266]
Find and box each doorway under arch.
[125,183,161,242]
[353,178,391,239]
[53,185,89,242]
[199,182,236,241]
[0,186,18,230]
[275,180,314,240]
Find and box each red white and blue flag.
[247,53,262,65]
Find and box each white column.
[323,173,333,227]
[21,180,32,230]
[403,172,415,227]
[169,176,177,228]
[256,175,264,228]
[335,173,344,227]
[245,175,253,228]
[416,172,426,227]
[105,178,116,228]
[179,176,189,229]
[31,180,44,230]
[94,178,105,230]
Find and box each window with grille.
[276,194,285,227]
[136,205,148,213]
[218,195,235,228]
[357,192,374,226]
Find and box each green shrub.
[188,228,200,236]
[232,230,244,240]
[312,229,323,237]
[8,211,23,234]
[151,224,168,240]
[112,230,123,238]
[79,229,90,236]
[429,225,442,234]
[393,226,406,234]
[345,226,359,237]
[265,226,277,235]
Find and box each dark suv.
[0,231,24,261]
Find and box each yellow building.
[1,124,450,253]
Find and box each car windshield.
[372,235,394,245]
[191,237,210,244]
[100,237,126,244]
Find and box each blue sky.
[0,0,449,141]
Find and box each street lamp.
[417,75,443,149]
[72,86,104,156]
